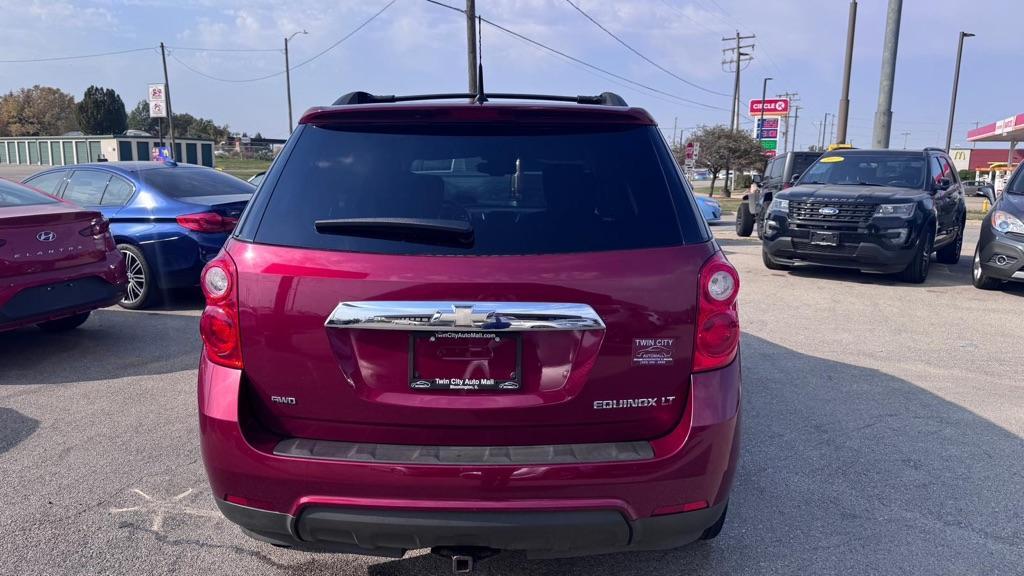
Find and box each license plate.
[410,332,521,391]
[810,231,840,246]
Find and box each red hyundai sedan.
[0,178,126,332]
[198,92,741,566]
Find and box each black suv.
[761,148,966,283]
[736,151,821,237]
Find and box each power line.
[563,0,730,98]
[165,46,282,53]
[168,0,396,84]
[0,46,155,64]
[476,15,730,112]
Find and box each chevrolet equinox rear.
[198,91,741,564]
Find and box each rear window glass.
[253,124,686,255]
[0,179,59,207]
[791,154,820,178]
[138,167,254,198]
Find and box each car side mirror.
[983,188,996,203]
[936,177,952,191]
[789,174,801,185]
[751,174,762,184]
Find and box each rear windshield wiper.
[314,218,475,247]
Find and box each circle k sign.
[749,98,790,116]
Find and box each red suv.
[198,92,741,565]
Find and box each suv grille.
[790,201,876,228]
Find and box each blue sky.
[1,0,1020,148]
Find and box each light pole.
[285,30,308,134]
[945,31,974,151]
[759,77,772,157]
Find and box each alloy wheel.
[121,249,146,306]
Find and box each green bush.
[736,174,753,190]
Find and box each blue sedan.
[23,161,254,308]
[695,195,722,224]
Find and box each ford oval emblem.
[36,230,56,242]
[819,207,839,215]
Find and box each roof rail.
[922,147,948,154]
[332,91,628,107]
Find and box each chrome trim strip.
[325,301,606,332]
[1012,271,1024,279]
[274,438,653,465]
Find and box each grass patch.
[216,157,271,180]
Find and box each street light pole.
[759,77,772,153]
[872,0,903,148]
[285,30,308,134]
[944,31,974,151]
[836,0,857,144]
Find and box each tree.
[0,85,78,136]
[127,100,161,135]
[76,85,127,135]
[683,125,766,197]
[126,100,230,142]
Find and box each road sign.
[151,146,171,162]
[749,98,790,116]
[148,83,167,118]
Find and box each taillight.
[79,218,110,237]
[200,253,242,369]
[693,252,740,373]
[177,212,238,233]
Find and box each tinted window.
[24,171,67,195]
[137,167,254,198]
[101,175,135,206]
[801,153,926,189]
[790,154,819,180]
[64,170,111,205]
[768,158,783,180]
[254,124,686,256]
[0,179,59,207]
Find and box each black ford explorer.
[761,148,966,283]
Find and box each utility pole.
[466,0,478,94]
[159,42,175,160]
[285,30,307,134]
[722,32,756,132]
[873,0,903,148]
[837,0,858,144]
[722,31,755,192]
[791,105,801,151]
[901,131,911,149]
[673,117,678,146]
[821,113,830,149]
[777,92,799,153]
[945,31,975,151]
[828,113,836,146]
[758,77,772,142]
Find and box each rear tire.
[735,203,754,237]
[37,312,91,332]
[899,228,933,284]
[936,217,964,264]
[700,503,728,540]
[972,244,1002,290]
[118,244,158,310]
[762,247,790,270]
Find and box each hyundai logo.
[818,207,839,216]
[36,231,56,242]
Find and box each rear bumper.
[0,252,125,331]
[198,353,741,558]
[214,496,727,559]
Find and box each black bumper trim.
[0,276,121,323]
[214,498,726,559]
[274,437,654,465]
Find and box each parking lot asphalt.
[1,220,1022,575]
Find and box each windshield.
[1007,168,1024,195]
[252,124,691,256]
[0,179,59,208]
[799,153,926,189]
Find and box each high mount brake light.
[177,212,238,233]
[693,252,740,373]
[200,253,242,368]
